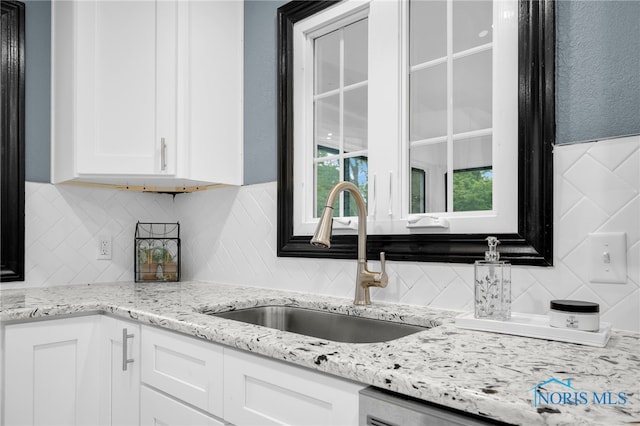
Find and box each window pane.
[410,63,447,140]
[453,134,493,211]
[411,168,426,214]
[315,94,340,155]
[453,168,493,212]
[314,18,369,220]
[315,155,340,217]
[344,86,368,152]
[453,134,492,170]
[453,1,493,53]
[315,29,340,94]
[344,156,368,216]
[410,0,446,65]
[410,142,447,213]
[453,50,492,133]
[344,19,368,86]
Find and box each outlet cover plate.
[588,232,627,284]
[97,236,112,260]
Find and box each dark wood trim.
[1,0,26,282]
[277,0,554,266]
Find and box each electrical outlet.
[588,232,627,284]
[97,236,112,260]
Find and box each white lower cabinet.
[100,316,141,426]
[224,348,364,426]
[3,316,364,426]
[3,316,102,426]
[140,385,226,426]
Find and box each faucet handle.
[377,252,388,288]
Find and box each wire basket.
[135,222,180,282]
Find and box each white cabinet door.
[224,347,364,426]
[75,0,176,176]
[175,0,243,186]
[140,385,226,426]
[99,316,141,426]
[3,316,102,426]
[52,0,243,188]
[140,325,224,418]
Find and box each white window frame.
[293,0,519,237]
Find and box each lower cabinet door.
[224,347,364,426]
[3,316,102,426]
[140,385,226,426]
[100,316,141,426]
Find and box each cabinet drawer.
[141,325,223,418]
[224,347,364,426]
[141,385,226,426]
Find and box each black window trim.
[276,0,554,266]
[1,0,26,282]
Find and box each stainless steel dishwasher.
[359,387,511,426]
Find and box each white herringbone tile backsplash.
[10,135,640,331]
[2,184,178,290]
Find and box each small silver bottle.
[474,236,511,320]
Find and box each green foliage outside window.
[453,168,493,212]
[317,151,490,216]
[316,149,339,217]
[315,146,368,217]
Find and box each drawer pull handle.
[122,328,135,371]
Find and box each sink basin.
[209,306,429,343]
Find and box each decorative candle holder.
[134,222,180,282]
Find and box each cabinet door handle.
[161,138,167,171]
[122,328,135,371]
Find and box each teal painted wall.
[24,0,51,183]
[243,0,288,185]
[556,0,640,144]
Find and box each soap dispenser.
[474,236,511,320]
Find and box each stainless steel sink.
[209,306,430,343]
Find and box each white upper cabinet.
[52,0,243,190]
[74,0,175,177]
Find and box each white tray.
[454,312,612,347]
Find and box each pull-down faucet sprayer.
[311,181,388,305]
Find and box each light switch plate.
[588,232,627,284]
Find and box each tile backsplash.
[9,136,639,331]
[3,184,177,290]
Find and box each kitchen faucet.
[311,181,388,305]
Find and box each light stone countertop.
[1,281,638,425]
